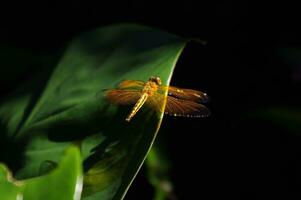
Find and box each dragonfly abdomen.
[126,93,149,122]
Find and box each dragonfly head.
[149,76,162,86]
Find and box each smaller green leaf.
[23,145,83,200]
[0,146,82,200]
[0,165,23,200]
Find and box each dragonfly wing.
[118,80,145,89]
[164,95,210,117]
[146,93,210,117]
[145,93,166,113]
[159,86,209,103]
[105,89,141,105]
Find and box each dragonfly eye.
[156,77,162,85]
[149,76,161,85]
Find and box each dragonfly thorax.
[143,81,159,96]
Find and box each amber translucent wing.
[117,80,145,89]
[145,93,166,113]
[105,89,141,105]
[165,96,210,117]
[147,93,210,118]
[158,85,209,103]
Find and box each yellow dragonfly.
[105,76,210,122]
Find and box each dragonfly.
[105,76,210,122]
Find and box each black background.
[1,1,301,199]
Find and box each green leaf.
[0,23,188,199]
[0,146,82,200]
[0,165,23,200]
[23,146,83,200]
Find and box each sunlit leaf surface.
[0,24,188,199]
[0,146,82,200]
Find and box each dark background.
[1,1,301,199]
